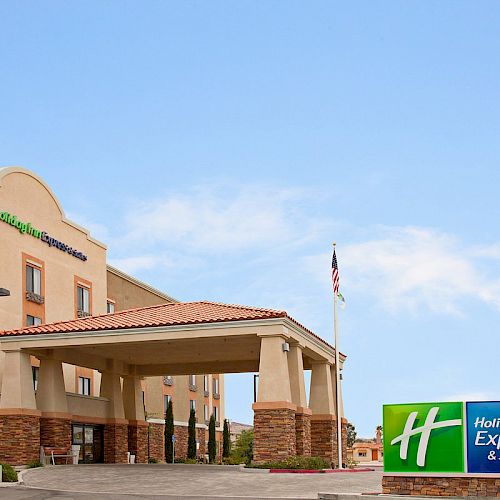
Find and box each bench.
[41,446,79,465]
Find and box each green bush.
[26,460,44,468]
[230,429,253,465]
[0,463,18,482]
[249,456,330,470]
[148,457,158,464]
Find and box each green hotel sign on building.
[384,401,500,474]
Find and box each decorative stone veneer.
[40,416,72,464]
[0,413,40,465]
[382,475,500,497]
[128,421,148,463]
[174,425,189,459]
[40,417,71,449]
[253,406,296,464]
[295,410,311,457]
[197,427,206,457]
[148,422,164,462]
[104,422,129,463]
[311,417,347,468]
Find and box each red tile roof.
[0,301,335,351]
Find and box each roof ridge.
[199,300,286,314]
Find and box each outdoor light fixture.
[0,288,10,297]
[282,342,290,352]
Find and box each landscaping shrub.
[27,460,44,468]
[187,408,197,460]
[208,414,216,463]
[164,400,174,463]
[248,456,330,470]
[0,463,18,482]
[148,457,158,464]
[229,429,253,465]
[222,419,231,458]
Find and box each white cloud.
[304,226,500,315]
[120,185,329,253]
[442,392,497,402]
[108,255,164,274]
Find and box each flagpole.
[332,242,343,469]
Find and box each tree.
[346,422,357,448]
[208,414,217,463]
[222,419,231,459]
[187,408,197,459]
[230,429,253,465]
[164,400,174,463]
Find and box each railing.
[26,291,44,304]
[77,310,91,318]
[163,376,173,386]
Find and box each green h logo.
[383,402,465,473]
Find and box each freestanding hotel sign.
[383,401,500,474]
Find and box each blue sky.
[1,1,499,437]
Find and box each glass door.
[72,424,103,463]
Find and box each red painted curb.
[269,468,375,474]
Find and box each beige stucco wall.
[0,167,107,390]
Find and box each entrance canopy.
[0,301,344,377]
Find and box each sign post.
[172,435,176,464]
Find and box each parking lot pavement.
[17,464,383,499]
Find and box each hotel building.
[0,166,346,468]
[0,166,224,463]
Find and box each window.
[26,265,41,294]
[203,375,209,392]
[213,378,219,395]
[77,286,90,314]
[188,374,197,391]
[78,376,91,396]
[106,301,115,313]
[213,405,218,422]
[164,394,172,411]
[26,315,42,327]
[189,399,196,412]
[32,366,39,391]
[204,404,209,422]
[358,450,367,457]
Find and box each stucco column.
[123,375,147,463]
[288,343,311,456]
[36,357,72,454]
[100,371,128,463]
[0,350,41,465]
[252,335,296,464]
[309,361,338,466]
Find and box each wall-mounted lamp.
[282,342,290,352]
[0,288,10,297]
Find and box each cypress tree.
[187,408,197,460]
[164,400,174,463]
[208,414,217,463]
[222,419,231,459]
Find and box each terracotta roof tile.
[0,301,335,350]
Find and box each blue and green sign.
[0,210,88,261]
[384,401,500,474]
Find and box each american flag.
[331,248,339,294]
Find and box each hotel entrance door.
[72,424,104,463]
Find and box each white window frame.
[213,405,218,422]
[77,286,90,314]
[26,265,41,295]
[213,377,219,395]
[190,399,196,412]
[78,376,91,396]
[106,300,115,313]
[204,404,209,421]
[26,315,42,327]
[164,394,172,411]
[204,375,209,392]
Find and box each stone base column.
[0,411,41,465]
[148,422,165,462]
[341,418,347,466]
[311,415,335,466]
[383,475,500,496]
[252,402,296,464]
[104,419,129,463]
[174,424,188,460]
[40,413,72,464]
[128,420,148,463]
[197,427,206,457]
[295,407,311,457]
